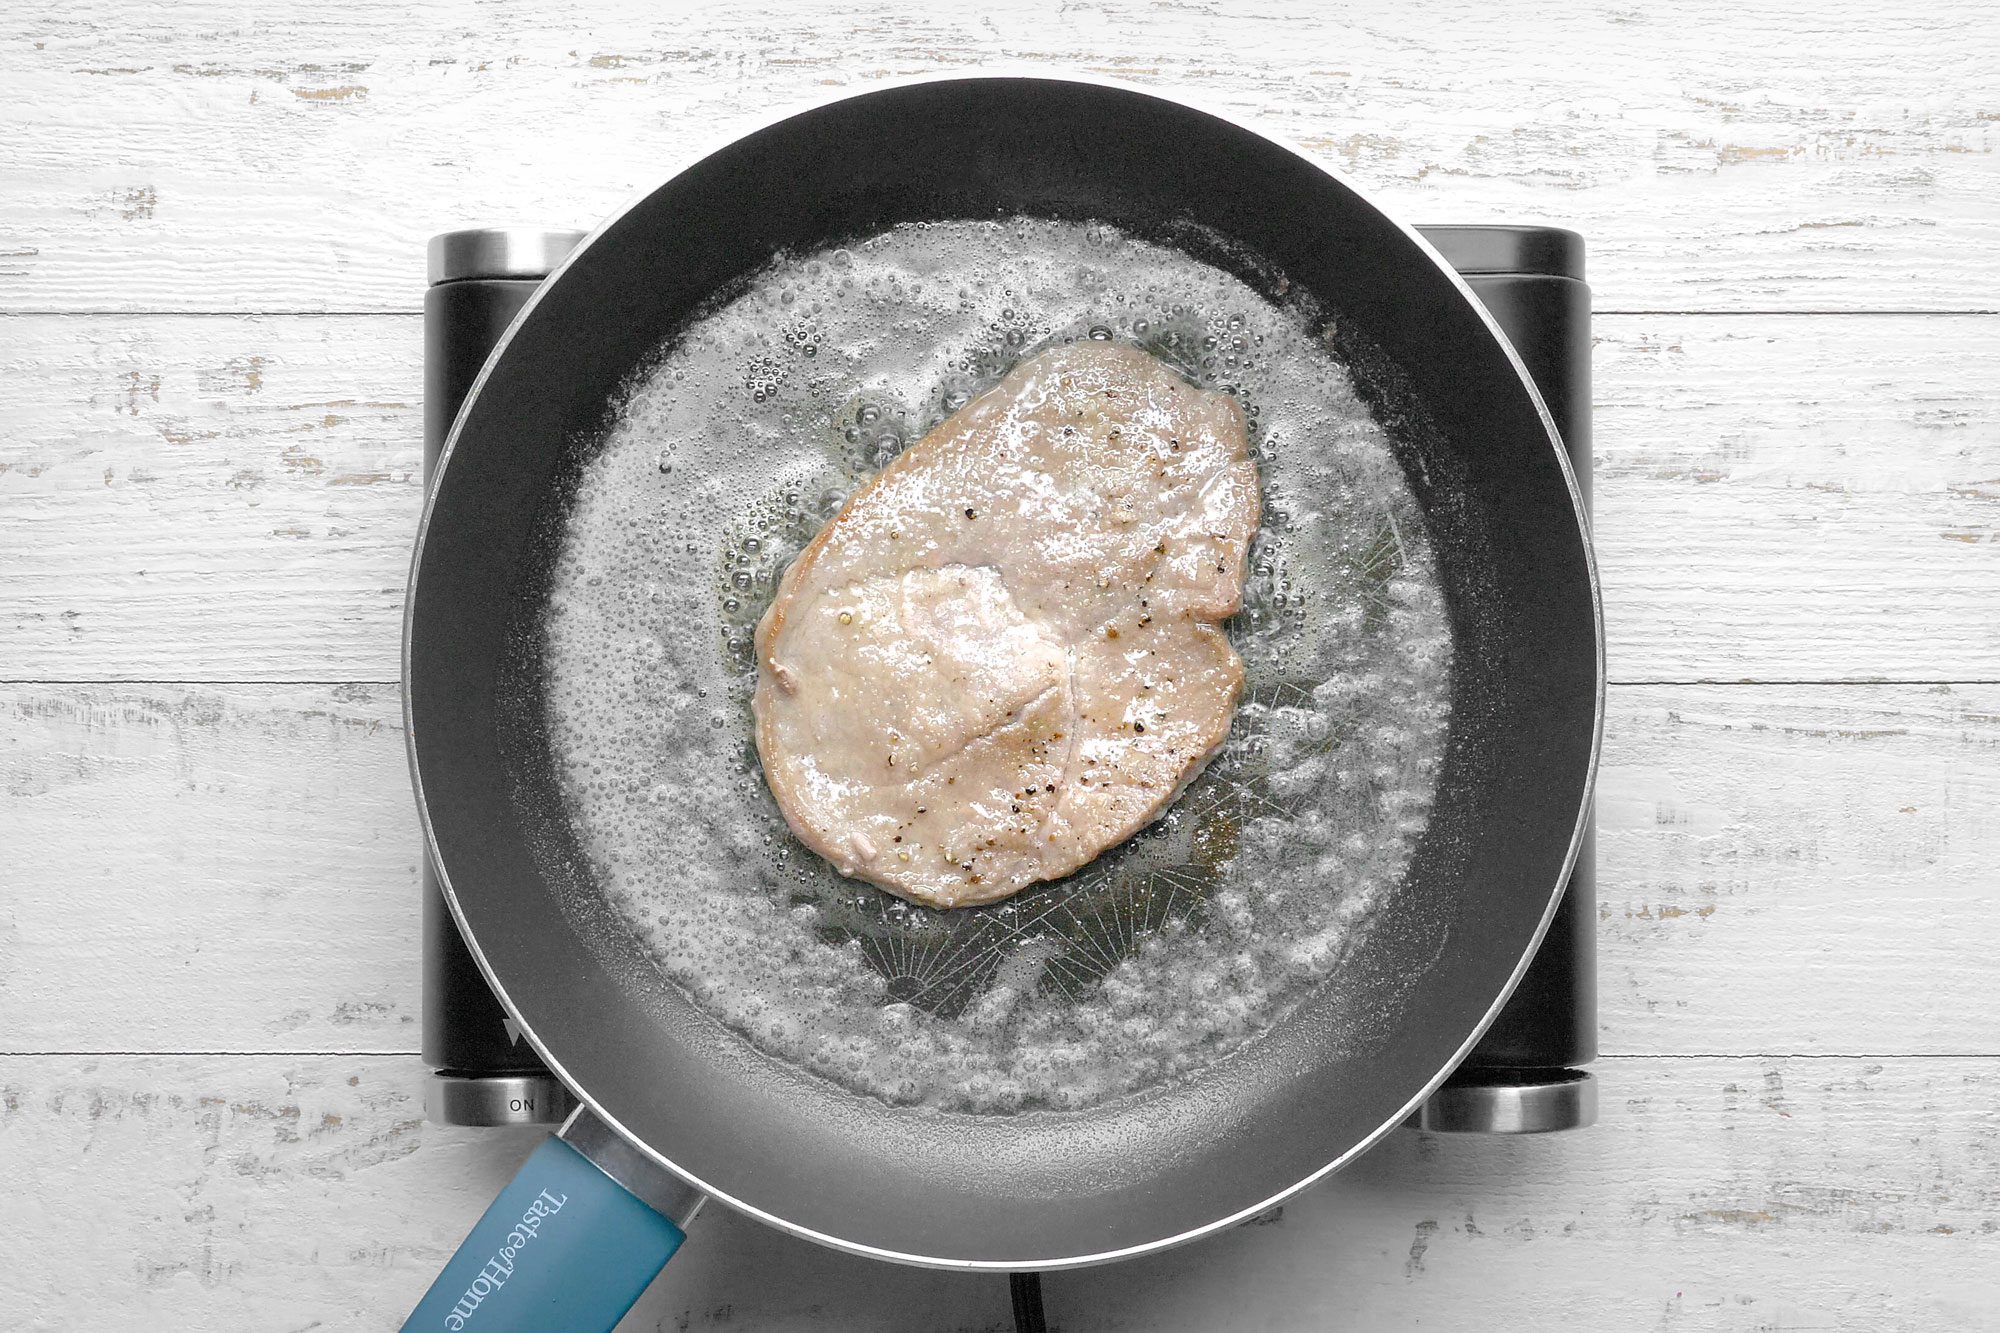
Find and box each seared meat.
[753,342,1258,907]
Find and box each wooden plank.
[0,314,424,682]
[1596,683,2000,1056]
[0,683,421,1052]
[2,1,1997,314]
[1,1053,1993,1329]
[4,681,1996,1056]
[1595,315,2000,683]
[3,311,1996,683]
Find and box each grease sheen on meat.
[753,342,1260,907]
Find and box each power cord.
[1009,1272,1048,1333]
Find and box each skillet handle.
[403,1113,703,1332]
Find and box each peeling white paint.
[2,3,1998,1328]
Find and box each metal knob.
[427,226,589,286]
[1412,1069,1597,1134]
[426,1072,578,1127]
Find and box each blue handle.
[403,1136,685,1333]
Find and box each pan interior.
[532,215,1454,1117]
[412,76,1598,1267]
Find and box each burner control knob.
[426,1073,578,1127]
[1411,1069,1597,1134]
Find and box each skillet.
[402,73,1601,1331]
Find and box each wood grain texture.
[0,313,422,681]
[5,680,1996,1056]
[1597,315,2000,682]
[3,1,1997,314]
[4,312,1995,683]
[1,1054,1994,1331]
[0,683,419,1052]
[1597,683,2000,1056]
[7,5,1999,1323]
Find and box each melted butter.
[540,218,1453,1113]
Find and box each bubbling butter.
[539,218,1453,1113]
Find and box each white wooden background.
[4,2,1998,1329]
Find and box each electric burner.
[416,217,1597,1286]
